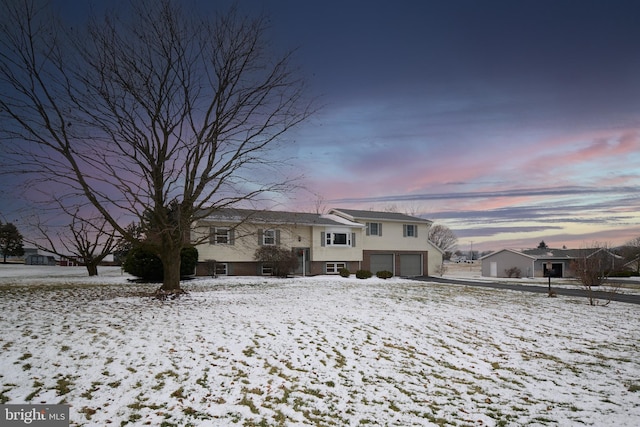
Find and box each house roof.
[481,247,622,261]
[479,248,536,261]
[521,248,621,259]
[199,208,362,227]
[329,208,432,224]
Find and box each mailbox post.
[546,261,552,296]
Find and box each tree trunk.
[86,263,99,276]
[159,245,182,293]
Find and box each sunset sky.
[251,0,640,251]
[2,0,640,252]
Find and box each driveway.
[412,276,640,305]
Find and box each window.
[366,222,382,236]
[215,263,228,276]
[261,264,273,275]
[326,262,346,274]
[211,227,232,245]
[263,229,276,245]
[258,229,279,246]
[403,224,418,238]
[325,232,350,246]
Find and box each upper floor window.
[263,229,276,245]
[366,222,382,236]
[324,232,352,246]
[210,227,233,245]
[403,224,418,238]
[259,229,280,246]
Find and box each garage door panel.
[399,254,422,277]
[370,254,393,273]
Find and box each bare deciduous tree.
[428,224,458,257]
[571,243,621,306]
[0,0,312,295]
[28,210,117,276]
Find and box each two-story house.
[329,209,439,277]
[192,208,441,277]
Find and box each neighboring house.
[25,254,57,266]
[481,248,623,278]
[192,208,438,277]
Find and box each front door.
[293,248,310,275]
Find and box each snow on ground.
[1,264,639,426]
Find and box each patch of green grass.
[196,367,209,388]
[171,386,185,399]
[243,386,264,395]
[153,369,179,391]
[1,387,13,404]
[80,381,102,400]
[55,375,74,396]
[272,409,287,425]
[239,395,260,414]
[302,388,324,398]
[332,348,346,368]
[182,406,211,420]
[80,406,97,420]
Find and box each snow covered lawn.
[1,265,639,426]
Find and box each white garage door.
[399,254,422,277]
[370,254,394,274]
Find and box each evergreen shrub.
[355,269,372,279]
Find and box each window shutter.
[258,229,263,246]
[209,226,216,245]
[403,224,407,237]
[276,229,281,245]
[229,229,235,245]
[414,225,418,238]
[366,223,370,236]
[321,232,326,247]
[379,223,382,236]
[351,232,356,247]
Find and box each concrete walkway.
[413,276,640,305]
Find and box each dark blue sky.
[244,0,640,250]
[4,0,640,251]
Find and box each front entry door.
[294,248,310,275]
